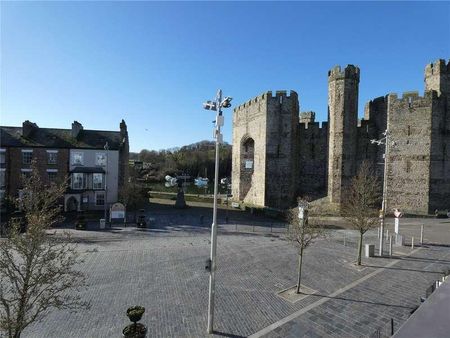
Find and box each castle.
[231,59,450,215]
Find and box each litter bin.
[99,218,105,229]
[365,244,375,257]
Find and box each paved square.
[21,210,450,338]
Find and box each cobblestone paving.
[21,214,450,338]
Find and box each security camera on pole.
[203,89,232,334]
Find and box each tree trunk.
[296,248,304,294]
[357,232,363,265]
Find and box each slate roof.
[0,126,123,150]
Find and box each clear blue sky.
[1,1,449,152]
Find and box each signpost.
[110,202,126,223]
[393,208,402,234]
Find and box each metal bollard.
[386,229,389,240]
[389,235,393,257]
[391,318,394,335]
[411,237,414,250]
[420,225,424,245]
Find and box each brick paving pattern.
[21,213,450,338]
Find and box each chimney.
[120,119,128,144]
[22,120,39,138]
[71,121,83,139]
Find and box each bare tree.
[0,161,89,338]
[119,170,149,222]
[287,198,325,294]
[342,161,381,265]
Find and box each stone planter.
[122,323,147,338]
[123,306,146,338]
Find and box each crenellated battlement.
[233,90,298,112]
[425,59,450,77]
[299,120,328,131]
[388,90,438,103]
[328,65,360,82]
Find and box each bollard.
[389,235,393,257]
[411,237,414,250]
[386,229,389,240]
[420,225,424,245]
[391,318,394,335]
[343,233,346,247]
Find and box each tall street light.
[370,129,392,256]
[104,141,109,224]
[203,89,232,334]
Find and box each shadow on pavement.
[213,331,246,338]
[362,264,447,275]
[306,292,415,310]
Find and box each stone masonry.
[232,59,450,214]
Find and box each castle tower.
[231,90,299,209]
[327,65,360,205]
[425,59,450,96]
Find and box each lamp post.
[104,142,109,224]
[370,129,392,256]
[203,89,232,334]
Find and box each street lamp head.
[220,97,233,108]
[203,101,217,111]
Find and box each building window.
[72,152,84,166]
[0,149,5,166]
[47,170,58,184]
[96,153,107,167]
[72,173,85,189]
[95,192,105,206]
[47,150,58,164]
[0,169,5,188]
[22,150,33,164]
[93,173,104,189]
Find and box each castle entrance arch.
[239,137,255,200]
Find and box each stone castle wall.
[298,118,328,198]
[231,59,450,215]
[232,92,268,207]
[264,91,299,209]
[327,65,360,205]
